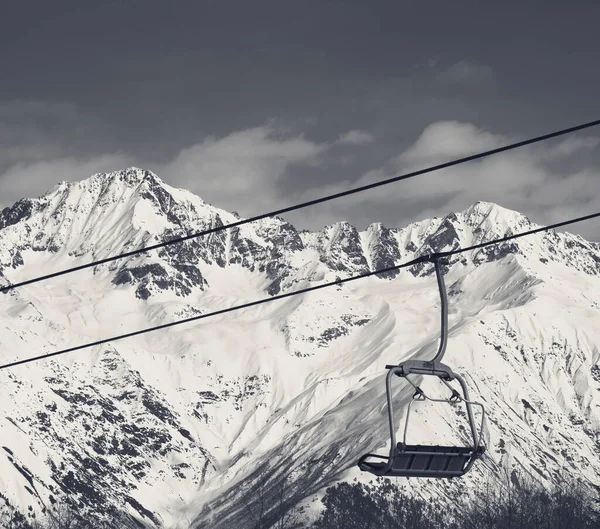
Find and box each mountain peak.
[452,201,535,246]
[460,201,532,227]
[90,166,164,188]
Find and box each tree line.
[2,469,599,528]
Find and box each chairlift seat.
[359,443,480,478]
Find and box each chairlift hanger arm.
[432,256,448,364]
[385,254,449,373]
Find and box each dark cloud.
[1,1,599,239]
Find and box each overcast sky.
[1,0,599,240]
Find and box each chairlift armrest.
[387,360,457,380]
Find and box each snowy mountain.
[0,167,599,528]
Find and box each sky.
[1,0,600,240]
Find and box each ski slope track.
[0,167,599,528]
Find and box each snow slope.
[0,168,598,528]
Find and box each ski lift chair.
[358,255,487,479]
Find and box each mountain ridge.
[0,168,599,528]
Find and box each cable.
[2,118,599,294]
[1,208,599,371]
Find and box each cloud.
[0,100,104,166]
[363,120,600,208]
[1,105,598,242]
[0,104,330,216]
[435,60,495,85]
[336,130,374,146]
[0,99,121,206]
[396,121,507,165]
[0,100,76,169]
[285,120,600,241]
[0,154,135,207]
[542,135,600,159]
[157,125,328,213]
